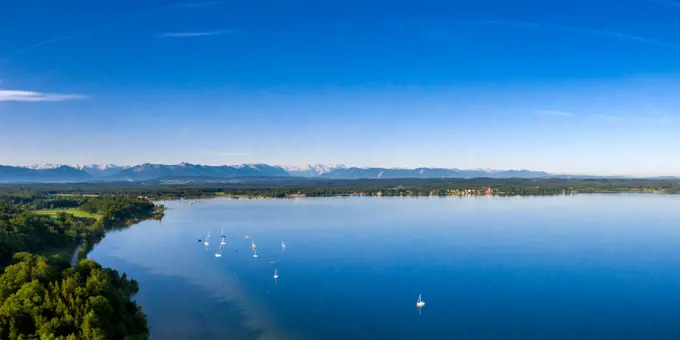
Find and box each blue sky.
[1,0,680,176]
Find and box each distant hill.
[111,163,289,181]
[0,165,92,182]
[2,163,622,183]
[23,163,131,177]
[318,167,551,179]
[284,164,347,177]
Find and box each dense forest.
[0,253,147,339]
[0,195,159,339]
[0,177,677,199]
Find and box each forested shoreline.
[0,194,162,339]
[1,177,678,199]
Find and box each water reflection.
[90,195,680,339]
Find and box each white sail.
[416,294,425,308]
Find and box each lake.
[89,195,680,339]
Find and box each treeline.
[0,201,90,267]
[1,177,679,199]
[0,253,147,339]
[0,196,158,339]
[80,196,156,225]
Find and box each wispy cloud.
[535,109,573,117]
[157,29,236,38]
[3,1,221,58]
[3,35,74,58]
[451,20,680,51]
[0,90,85,102]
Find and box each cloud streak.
[3,35,74,58]
[452,20,680,51]
[535,109,573,117]
[157,29,235,38]
[0,90,85,102]
[3,1,222,58]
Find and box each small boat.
[220,236,227,246]
[204,231,210,247]
[251,241,256,249]
[416,294,425,308]
[281,241,286,250]
[273,268,279,279]
[245,235,250,239]
[197,238,202,243]
[221,227,226,238]
[253,249,259,259]
[215,251,222,258]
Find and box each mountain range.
[0,163,653,183]
[0,165,93,182]
[24,163,132,177]
[318,167,551,179]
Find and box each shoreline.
[160,190,669,201]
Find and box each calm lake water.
[89,195,680,339]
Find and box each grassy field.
[34,208,102,220]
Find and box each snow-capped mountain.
[7,162,556,182]
[75,164,131,177]
[22,164,131,177]
[113,163,289,180]
[318,167,551,179]
[23,163,65,170]
[284,164,347,177]
[1,165,91,182]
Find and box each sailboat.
[273,268,279,279]
[221,227,226,238]
[281,241,286,250]
[253,249,259,259]
[416,294,425,308]
[215,247,222,258]
[251,241,257,249]
[204,231,210,246]
[220,236,227,246]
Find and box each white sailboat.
[281,241,286,250]
[251,241,257,249]
[204,231,210,246]
[220,236,227,246]
[215,248,222,258]
[273,268,279,279]
[221,227,225,237]
[416,294,425,308]
[253,249,259,259]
